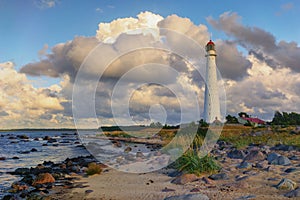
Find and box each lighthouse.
[203,40,221,123]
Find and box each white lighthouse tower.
[203,40,221,123]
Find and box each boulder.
[243,150,265,162]
[276,178,297,190]
[284,188,300,198]
[227,149,246,159]
[208,173,229,180]
[171,173,199,185]
[32,173,55,186]
[270,156,291,166]
[164,193,209,200]
[267,153,280,163]
[237,161,252,169]
[124,146,132,153]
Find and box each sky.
[1,0,300,128]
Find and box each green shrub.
[86,162,102,176]
[175,149,221,176]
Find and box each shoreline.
[3,142,300,200]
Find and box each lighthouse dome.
[206,40,215,51]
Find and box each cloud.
[207,12,300,73]
[95,8,103,13]
[276,3,294,16]
[0,61,67,128]
[35,0,58,9]
[12,11,300,127]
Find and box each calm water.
[0,130,92,197]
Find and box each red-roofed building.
[237,116,266,127]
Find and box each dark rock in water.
[42,143,48,146]
[284,188,300,198]
[124,146,132,153]
[34,137,40,141]
[2,195,14,200]
[209,173,229,180]
[43,136,51,140]
[0,156,6,160]
[8,136,17,139]
[17,135,29,139]
[164,193,209,200]
[12,156,19,159]
[43,161,54,166]
[136,151,144,158]
[13,168,31,175]
[20,151,31,154]
[227,149,246,159]
[30,148,38,152]
[243,150,265,162]
[20,174,34,185]
[32,173,55,186]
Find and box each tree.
[238,112,250,118]
[225,115,239,124]
[271,111,300,125]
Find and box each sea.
[0,130,156,198]
[0,130,92,198]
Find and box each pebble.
[164,193,209,200]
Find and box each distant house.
[237,116,266,127]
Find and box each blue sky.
[1,0,300,128]
[1,0,299,71]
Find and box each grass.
[175,149,221,176]
[86,162,102,176]
[219,126,300,149]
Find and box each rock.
[136,151,144,158]
[284,167,300,173]
[31,148,38,152]
[237,161,252,169]
[12,156,19,159]
[190,188,200,192]
[276,178,297,190]
[289,155,299,161]
[85,189,93,194]
[18,135,29,139]
[171,173,199,185]
[235,195,256,200]
[32,173,55,186]
[162,187,176,192]
[43,136,51,140]
[2,195,14,200]
[0,156,6,160]
[208,173,229,180]
[202,177,214,184]
[255,160,268,169]
[164,193,209,200]
[112,141,122,148]
[124,146,132,153]
[270,156,291,166]
[243,150,265,162]
[14,168,30,175]
[267,152,280,163]
[227,149,246,159]
[11,182,29,191]
[284,188,300,198]
[235,175,249,182]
